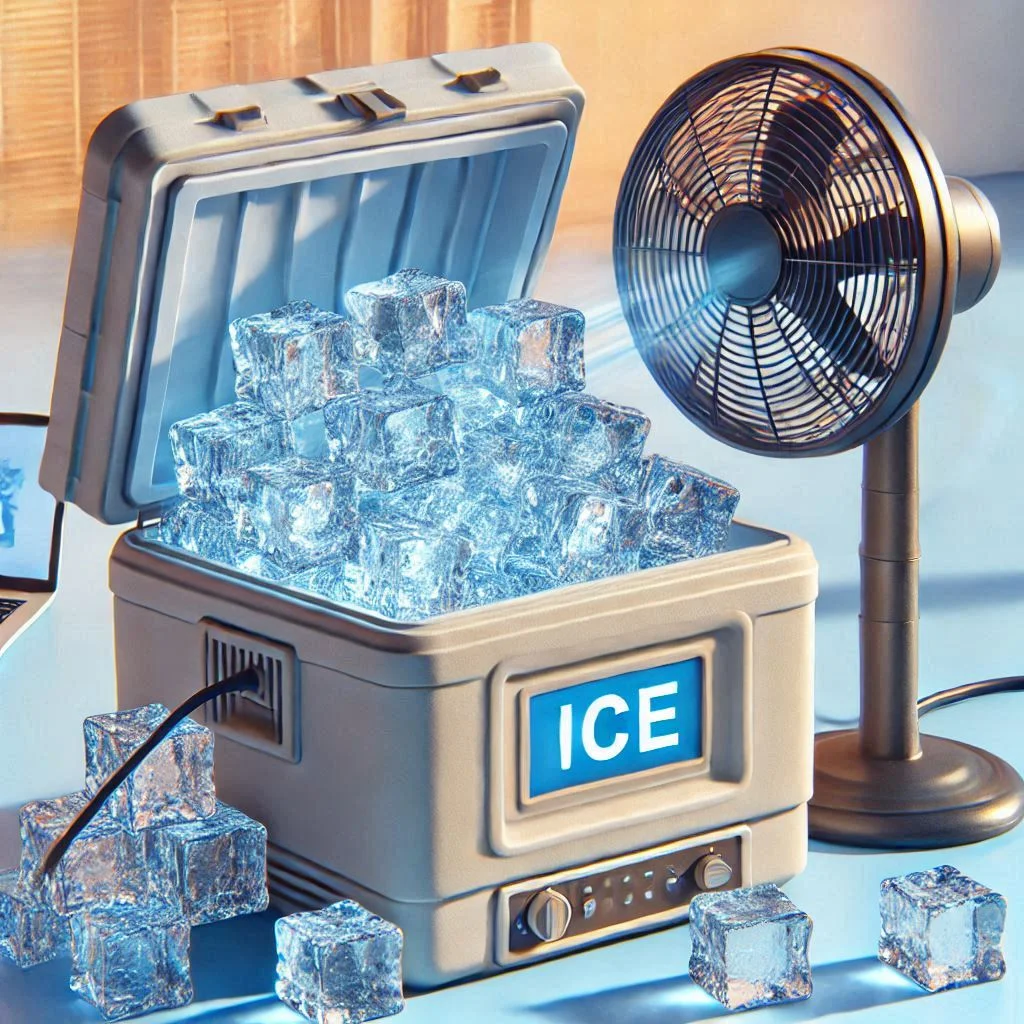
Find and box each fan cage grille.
[615,57,927,454]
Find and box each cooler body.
[111,519,817,987]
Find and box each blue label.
[527,657,703,798]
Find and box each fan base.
[809,730,1024,849]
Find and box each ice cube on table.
[84,703,215,832]
[638,455,740,568]
[355,516,474,619]
[168,401,295,502]
[689,882,813,1011]
[71,902,192,1021]
[18,793,150,915]
[324,384,459,492]
[275,899,404,1024]
[226,456,357,568]
[144,802,268,926]
[229,300,374,419]
[510,475,642,585]
[468,298,585,405]
[521,392,650,495]
[0,869,68,968]
[878,865,1006,992]
[345,268,474,377]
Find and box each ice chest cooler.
[41,43,818,987]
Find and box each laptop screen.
[0,416,63,590]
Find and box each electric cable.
[39,665,263,878]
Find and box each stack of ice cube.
[153,269,740,620]
[0,703,268,1021]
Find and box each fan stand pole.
[809,403,1024,848]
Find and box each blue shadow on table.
[522,956,924,1022]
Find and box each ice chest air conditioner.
[40,43,818,988]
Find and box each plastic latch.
[448,67,503,93]
[337,87,406,124]
[212,104,266,131]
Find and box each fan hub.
[704,204,782,305]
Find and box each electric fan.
[614,48,1023,848]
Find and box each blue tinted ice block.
[168,402,295,501]
[345,268,474,377]
[70,902,192,1021]
[879,865,1006,991]
[510,475,642,585]
[275,899,404,1024]
[229,300,374,419]
[0,869,69,968]
[459,420,547,495]
[144,802,268,926]
[324,384,459,492]
[84,704,215,832]
[638,455,740,567]
[416,364,511,439]
[468,298,585,405]
[354,516,474,619]
[156,498,251,562]
[521,392,650,494]
[227,456,357,567]
[18,792,149,915]
[689,883,813,1011]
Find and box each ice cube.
[155,499,252,563]
[878,865,1006,991]
[229,300,374,419]
[18,792,149,915]
[459,421,547,496]
[323,384,459,492]
[355,516,474,619]
[0,869,69,968]
[510,475,642,585]
[168,402,295,502]
[468,298,585,405]
[84,703,216,832]
[226,456,357,567]
[144,802,268,926]
[688,882,813,1011]
[275,899,404,1024]
[345,268,474,377]
[70,902,192,1021]
[638,455,739,567]
[416,365,511,440]
[521,393,650,494]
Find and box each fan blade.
[787,208,917,270]
[759,95,849,213]
[776,261,889,380]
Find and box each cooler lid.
[42,43,583,524]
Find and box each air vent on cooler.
[201,620,300,763]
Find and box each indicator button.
[526,888,573,943]
[695,854,733,891]
[583,897,597,920]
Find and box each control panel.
[498,831,743,963]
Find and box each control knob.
[526,887,572,942]
[694,854,733,891]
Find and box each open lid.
[42,43,583,525]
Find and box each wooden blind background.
[0,0,531,243]
[0,1,1018,245]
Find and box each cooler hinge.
[336,86,406,124]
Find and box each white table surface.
[0,173,1022,1022]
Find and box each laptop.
[0,414,64,657]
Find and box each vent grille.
[202,620,299,763]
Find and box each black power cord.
[917,675,1024,717]
[39,665,264,879]
[816,675,1024,727]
